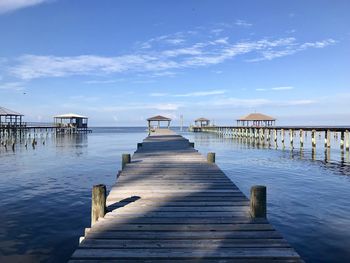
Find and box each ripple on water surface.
[0,127,349,263]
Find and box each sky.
[0,0,349,126]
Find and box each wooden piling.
[250,185,266,218]
[326,130,331,148]
[207,152,215,163]
[340,131,345,149]
[312,130,316,148]
[346,130,349,151]
[289,129,293,148]
[122,154,131,169]
[299,129,304,148]
[91,184,106,226]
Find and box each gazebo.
[236,113,276,127]
[0,106,24,128]
[54,113,88,130]
[147,115,171,130]
[195,117,210,127]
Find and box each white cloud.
[235,19,252,27]
[149,90,226,97]
[8,36,337,80]
[0,82,25,91]
[271,86,294,90]
[99,103,182,112]
[199,97,316,108]
[174,90,226,97]
[0,0,49,14]
[84,79,124,84]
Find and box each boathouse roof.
[238,113,276,121]
[0,106,23,116]
[195,117,210,122]
[147,115,172,121]
[54,113,88,119]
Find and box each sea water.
[0,127,349,262]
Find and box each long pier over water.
[193,126,350,150]
[70,129,302,262]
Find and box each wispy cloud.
[8,34,336,80]
[149,90,226,97]
[0,82,25,91]
[235,19,252,27]
[271,86,294,90]
[0,0,49,14]
[201,97,315,108]
[249,38,336,62]
[257,86,294,91]
[174,90,226,97]
[84,79,124,84]
[98,103,182,112]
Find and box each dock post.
[250,185,266,218]
[300,129,304,148]
[289,129,293,148]
[281,129,285,145]
[312,130,316,148]
[346,130,349,151]
[91,184,106,226]
[122,154,131,169]
[207,152,215,163]
[326,130,331,148]
[340,131,345,150]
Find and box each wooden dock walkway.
[69,129,303,262]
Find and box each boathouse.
[54,113,89,133]
[147,115,171,130]
[237,113,276,127]
[194,117,210,127]
[0,106,24,128]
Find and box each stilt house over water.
[54,113,89,133]
[0,106,24,128]
[147,115,171,130]
[195,117,210,127]
[237,113,276,127]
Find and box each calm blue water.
[0,127,349,262]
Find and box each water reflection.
[182,130,350,262]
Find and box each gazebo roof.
[147,115,172,121]
[0,106,23,116]
[195,117,210,122]
[238,113,276,121]
[54,113,88,119]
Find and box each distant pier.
[191,125,350,151]
[70,128,303,262]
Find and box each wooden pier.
[195,126,350,151]
[70,129,302,262]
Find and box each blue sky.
[0,0,349,126]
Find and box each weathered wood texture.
[70,129,303,262]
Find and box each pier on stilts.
[70,128,303,262]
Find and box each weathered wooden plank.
[69,259,303,263]
[79,238,290,248]
[85,231,281,239]
[87,223,275,232]
[107,206,249,213]
[71,247,299,258]
[109,202,249,208]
